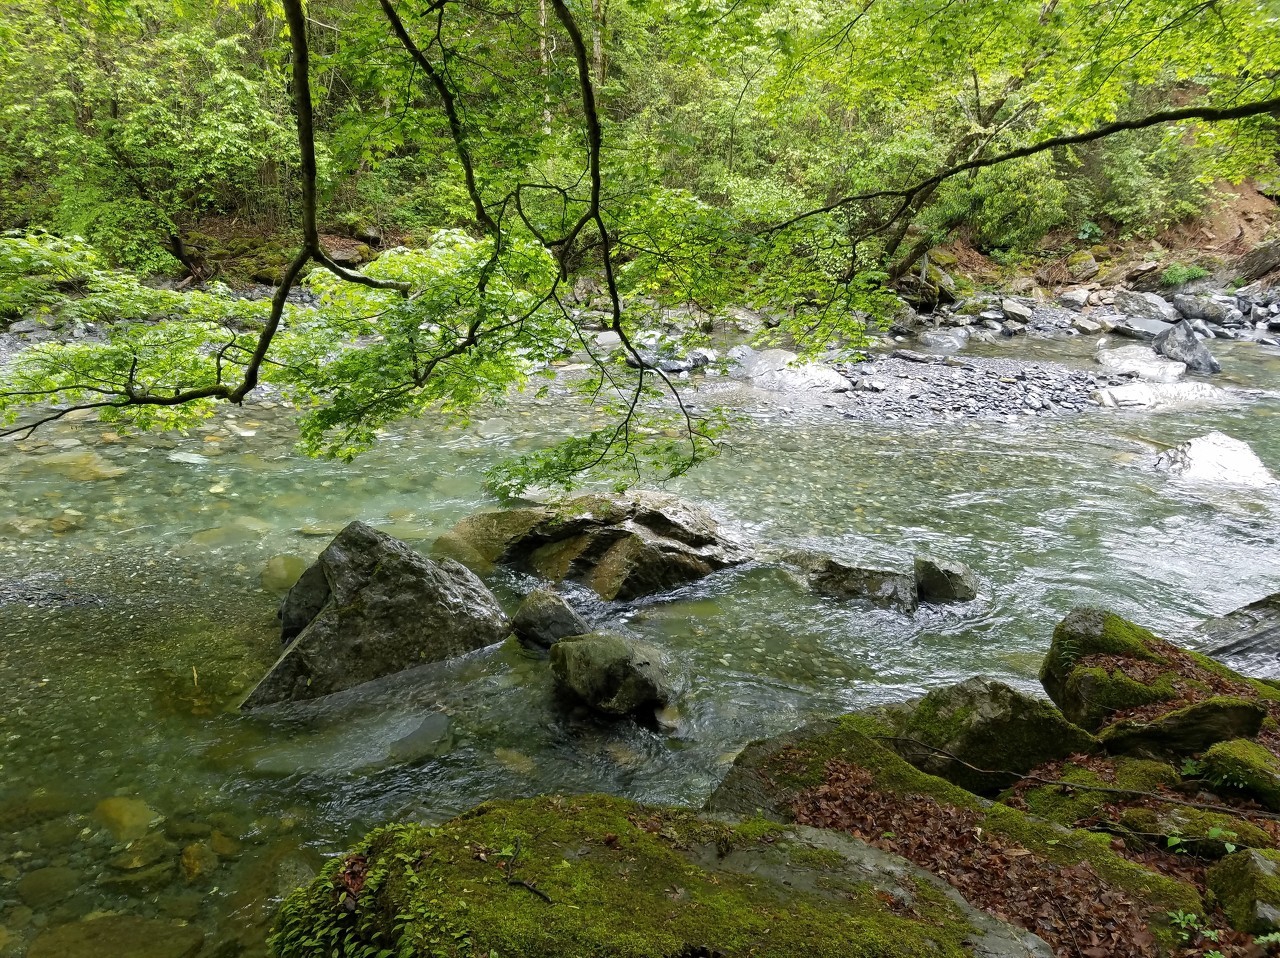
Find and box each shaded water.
[1,336,1278,954]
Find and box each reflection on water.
[1,336,1278,954]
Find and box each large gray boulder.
[1201,592,1280,680]
[886,676,1098,795]
[1173,293,1240,326]
[244,522,510,708]
[441,493,747,601]
[549,632,672,717]
[1154,432,1277,487]
[511,588,589,648]
[784,549,918,612]
[1092,381,1225,408]
[1094,342,1185,382]
[914,555,979,603]
[1113,289,1179,324]
[1153,320,1221,374]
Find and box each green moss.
[1204,739,1280,811]
[1008,764,1109,826]
[1207,849,1280,934]
[270,794,989,958]
[1184,650,1280,704]
[725,714,1200,919]
[1119,805,1272,857]
[1062,666,1179,731]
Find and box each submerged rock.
[549,632,672,717]
[726,345,850,392]
[25,915,204,958]
[385,712,454,764]
[1154,431,1277,487]
[442,493,747,601]
[271,794,1051,958]
[244,522,510,708]
[512,588,590,648]
[784,550,918,612]
[1153,319,1221,374]
[93,796,159,842]
[914,555,979,603]
[886,677,1098,795]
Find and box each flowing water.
[1,335,1278,955]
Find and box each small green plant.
[1168,910,1220,944]
[1255,931,1280,944]
[1180,758,1204,777]
[1077,220,1104,242]
[1160,262,1210,287]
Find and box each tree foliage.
[0,0,1277,489]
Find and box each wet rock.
[1098,697,1266,759]
[93,796,159,842]
[17,866,80,908]
[549,632,673,717]
[260,554,308,595]
[0,791,74,830]
[276,794,1051,958]
[443,493,747,602]
[42,450,129,481]
[1154,432,1277,487]
[107,832,176,871]
[1207,849,1280,934]
[244,522,510,708]
[209,829,243,859]
[885,677,1098,795]
[1092,381,1225,408]
[784,549,917,613]
[25,915,204,958]
[1094,342,1185,383]
[386,712,454,764]
[99,861,177,894]
[1109,315,1173,342]
[511,588,590,648]
[914,556,978,603]
[164,817,212,840]
[1152,320,1221,374]
[727,345,850,392]
[180,842,219,883]
[917,328,968,352]
[1201,592,1280,681]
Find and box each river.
[1,334,1278,955]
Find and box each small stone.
[209,830,243,859]
[512,588,589,648]
[914,556,979,603]
[259,554,308,594]
[108,832,176,871]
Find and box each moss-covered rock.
[270,795,1052,958]
[1207,848,1280,933]
[1119,805,1273,859]
[1098,696,1267,759]
[1040,608,1173,730]
[885,676,1098,795]
[706,714,1202,918]
[1204,739,1280,811]
[549,632,672,717]
[1007,758,1179,828]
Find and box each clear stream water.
[1,335,1278,955]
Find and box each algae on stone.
[271,794,1050,958]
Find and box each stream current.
[1,334,1278,954]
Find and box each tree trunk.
[590,0,605,87]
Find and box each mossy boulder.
[1119,806,1272,859]
[706,714,1202,918]
[1040,607,1175,730]
[1204,739,1280,811]
[1098,696,1266,759]
[1007,758,1179,827]
[270,795,1052,958]
[549,632,672,717]
[441,493,747,601]
[1208,848,1280,933]
[886,676,1097,795]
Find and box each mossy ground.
[271,794,991,958]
